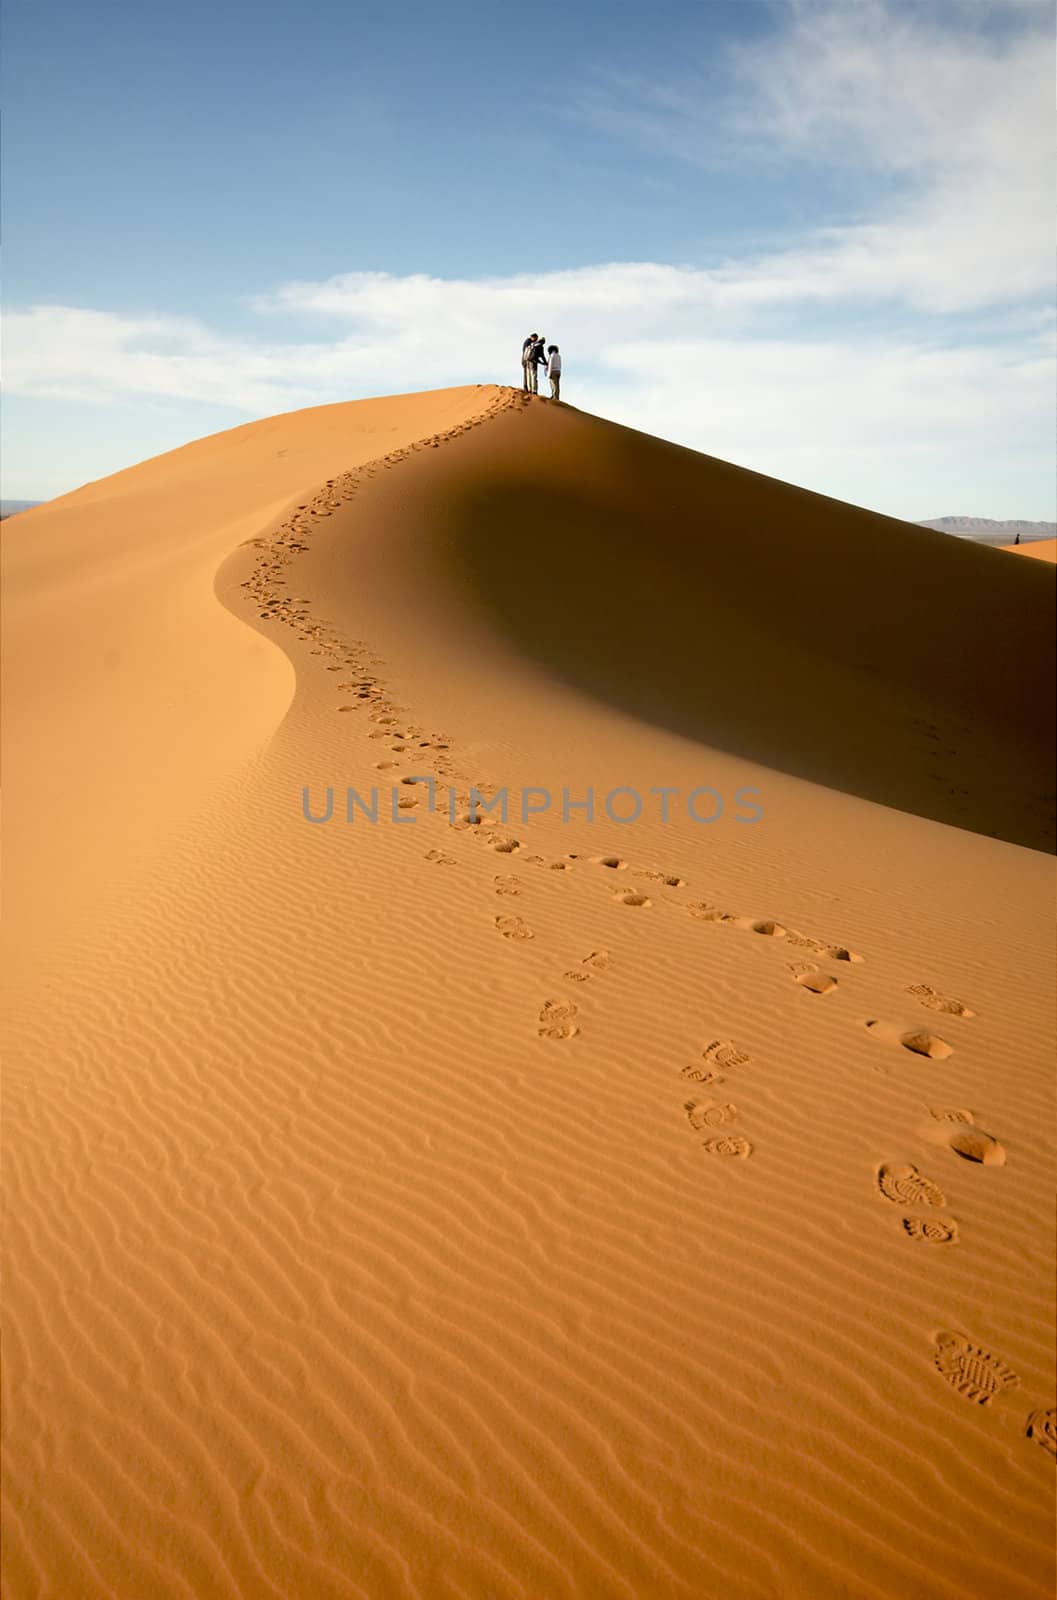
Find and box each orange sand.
[3,386,1055,1599]
[1003,538,1057,562]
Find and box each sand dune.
[3,386,1054,1600]
[1003,538,1057,562]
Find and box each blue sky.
[5,0,1055,518]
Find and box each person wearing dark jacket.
[521,334,538,392]
[523,335,547,394]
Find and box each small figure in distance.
[546,343,561,402]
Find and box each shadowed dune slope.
[307,399,1054,849]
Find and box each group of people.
[521,334,561,400]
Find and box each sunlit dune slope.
[1003,537,1057,562]
[1,386,496,971]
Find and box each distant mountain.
[0,500,41,520]
[918,517,1057,547]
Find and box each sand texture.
[3,386,1055,1600]
[1002,538,1057,562]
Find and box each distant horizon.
[2,386,1056,531]
[4,481,1054,540]
[3,414,1057,534]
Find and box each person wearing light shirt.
[545,344,562,401]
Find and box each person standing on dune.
[546,343,561,401]
[522,333,538,393]
[523,334,547,394]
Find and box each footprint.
[615,891,651,907]
[425,849,455,865]
[895,1030,953,1056]
[563,949,611,983]
[685,1098,738,1130]
[593,855,627,870]
[642,870,685,887]
[681,1063,727,1087]
[494,875,521,896]
[933,1332,1019,1405]
[878,1163,946,1207]
[902,1216,959,1244]
[906,984,975,1018]
[702,1040,751,1072]
[789,965,839,995]
[1026,1408,1057,1458]
[943,1126,1006,1167]
[495,915,534,941]
[688,904,734,923]
[821,945,863,963]
[928,1106,975,1125]
[702,1135,753,1159]
[490,837,521,854]
[745,919,787,938]
[538,999,579,1040]
[865,1021,953,1060]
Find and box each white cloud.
[4,306,325,412]
[10,250,1052,415]
[6,278,1052,517]
[576,0,1054,311]
[729,0,1043,173]
[580,332,1055,516]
